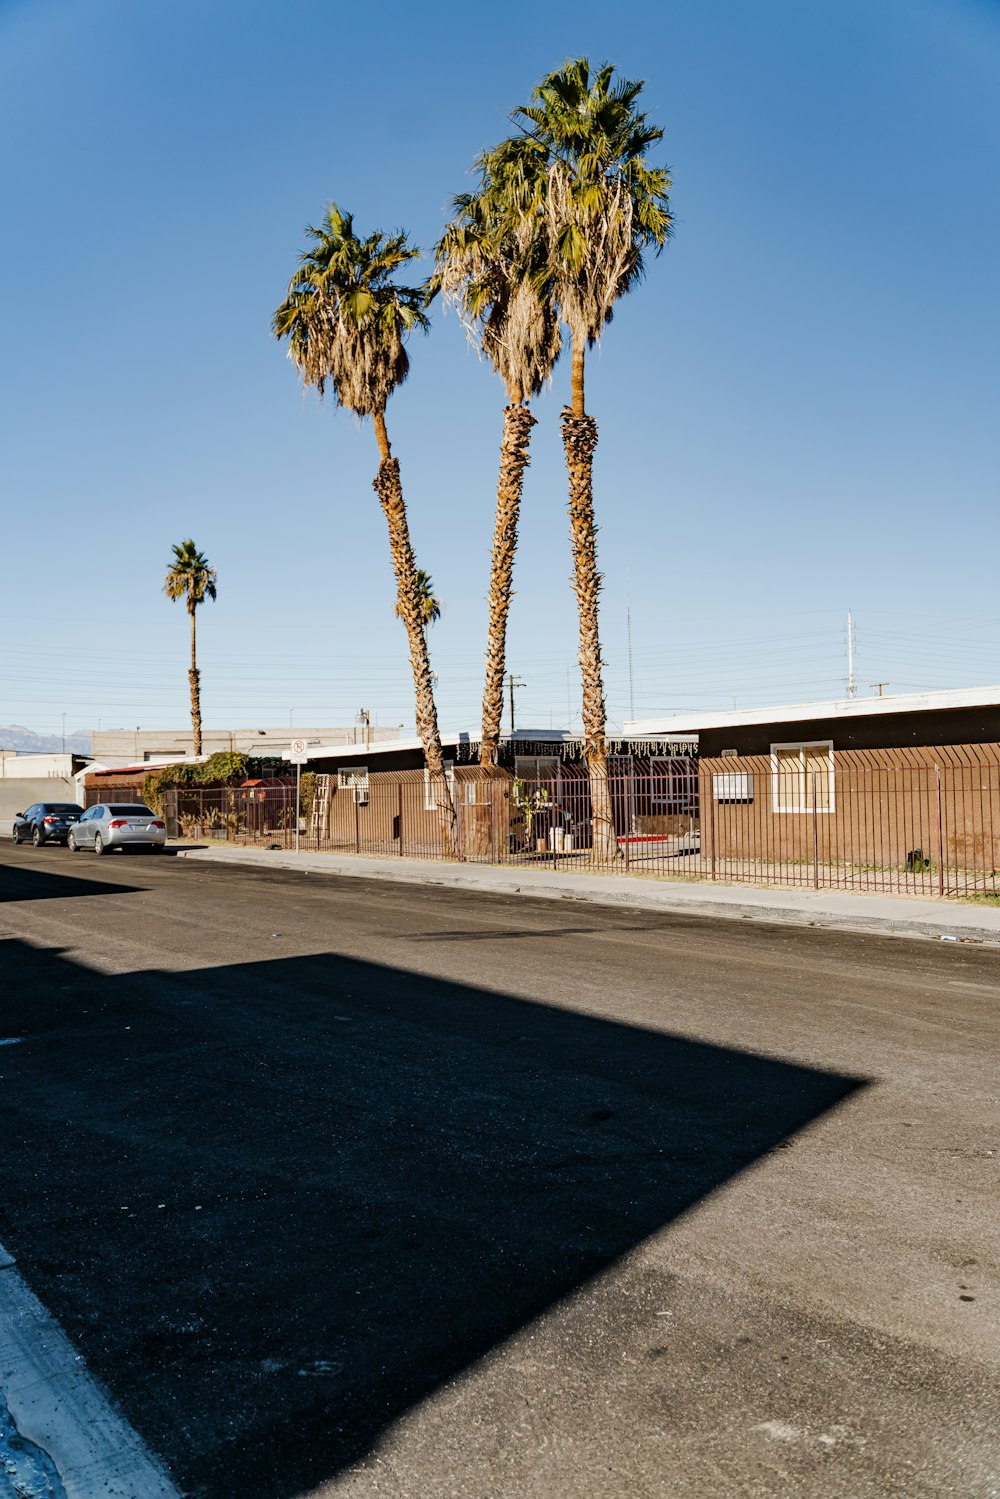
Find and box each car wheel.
[94,833,109,856]
[11,826,20,845]
[67,832,78,852]
[32,827,43,848]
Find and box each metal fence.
[158,759,1000,899]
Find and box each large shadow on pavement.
[0,937,865,1499]
[0,857,146,903]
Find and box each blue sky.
[2,0,998,739]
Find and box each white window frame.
[424,762,455,811]
[513,755,560,783]
[770,741,835,814]
[337,766,369,804]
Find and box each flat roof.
[625,684,1000,737]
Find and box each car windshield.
[43,804,83,814]
[109,805,155,817]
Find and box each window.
[337,767,369,803]
[771,742,834,813]
[424,762,455,811]
[514,755,559,783]
[651,756,698,812]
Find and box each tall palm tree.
[273,204,460,853]
[431,155,561,769]
[396,568,441,633]
[506,59,672,858]
[163,540,217,757]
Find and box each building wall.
[313,769,514,858]
[81,770,154,806]
[91,726,400,766]
[302,759,698,851]
[701,744,1000,875]
[0,778,81,835]
[309,747,430,777]
[0,753,83,779]
[159,768,518,858]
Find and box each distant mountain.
[0,725,92,755]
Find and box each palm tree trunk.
[571,341,586,418]
[479,404,536,767]
[561,338,619,862]
[371,413,460,858]
[188,607,202,757]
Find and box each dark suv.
[11,802,85,847]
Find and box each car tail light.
[109,819,129,828]
[43,816,57,823]
[151,819,165,830]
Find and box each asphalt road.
[0,843,997,1499]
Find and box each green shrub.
[142,751,252,811]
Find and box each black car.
[11,802,85,847]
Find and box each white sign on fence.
[713,772,753,803]
[289,738,309,765]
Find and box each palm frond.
[395,568,442,629]
[505,56,673,344]
[432,143,561,402]
[273,203,427,417]
[164,539,218,611]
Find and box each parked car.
[67,803,166,855]
[11,802,85,847]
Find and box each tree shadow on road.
[0,937,866,1499]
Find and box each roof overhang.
[282,730,578,764]
[625,685,1000,737]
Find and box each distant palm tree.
[504,58,672,858]
[273,204,459,853]
[163,540,217,756]
[396,568,442,633]
[432,155,561,768]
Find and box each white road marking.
[0,1241,180,1498]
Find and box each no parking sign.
[288,740,309,851]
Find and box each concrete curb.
[170,844,1000,948]
[0,1243,181,1498]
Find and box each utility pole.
[627,607,635,721]
[847,610,857,699]
[507,673,525,736]
[869,681,890,698]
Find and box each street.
[0,845,997,1498]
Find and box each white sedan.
[68,803,167,855]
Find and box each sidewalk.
[171,843,1000,946]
